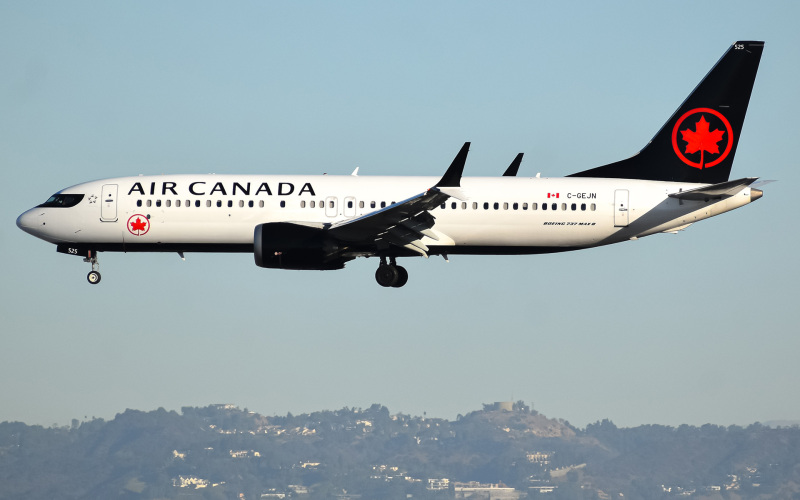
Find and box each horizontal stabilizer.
[751,179,777,189]
[668,177,758,201]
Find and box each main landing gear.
[375,256,408,288]
[84,251,101,285]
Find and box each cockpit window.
[38,194,84,208]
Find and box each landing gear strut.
[375,256,408,288]
[84,251,101,285]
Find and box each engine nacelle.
[254,222,345,270]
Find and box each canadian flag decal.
[547,193,560,198]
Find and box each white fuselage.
[17,174,758,255]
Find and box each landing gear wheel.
[83,250,101,284]
[392,266,408,288]
[375,264,399,287]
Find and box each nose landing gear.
[84,251,101,285]
[375,256,408,288]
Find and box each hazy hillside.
[1,403,798,500]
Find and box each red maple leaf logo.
[680,115,725,169]
[130,217,147,232]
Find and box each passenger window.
[146,200,152,207]
[280,201,286,208]
[359,201,364,209]
[137,200,142,207]
[513,203,518,210]
[329,201,334,208]
[166,200,171,207]
[483,202,489,210]
[551,203,557,210]
[461,202,467,209]
[156,200,161,207]
[216,200,222,207]
[590,203,596,211]
[195,200,201,207]
[472,202,478,209]
[493,202,499,210]
[522,203,528,210]
[532,203,538,210]
[571,203,576,211]
[370,201,376,209]
[301,200,306,208]
[451,202,457,209]
[185,200,190,207]
[347,201,353,209]
[176,200,181,207]
[440,203,446,209]
[503,202,509,210]
[206,200,212,207]
[542,203,547,211]
[561,203,566,210]
[248,200,254,208]
[381,201,386,208]
[581,203,586,211]
[259,200,264,208]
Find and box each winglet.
[436,142,470,188]
[502,153,523,176]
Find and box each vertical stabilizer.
[570,41,763,183]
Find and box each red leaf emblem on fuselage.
[130,218,147,231]
[127,214,150,236]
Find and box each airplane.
[17,41,766,288]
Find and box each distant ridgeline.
[1,403,799,500]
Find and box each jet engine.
[254,222,345,270]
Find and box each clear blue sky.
[1,1,797,428]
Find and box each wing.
[327,142,470,257]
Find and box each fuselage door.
[343,196,356,218]
[101,184,118,222]
[614,189,629,227]
[325,196,338,218]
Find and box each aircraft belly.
[439,222,606,248]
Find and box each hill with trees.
[1,403,799,499]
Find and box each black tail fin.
[569,41,763,183]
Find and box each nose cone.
[16,208,41,236]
